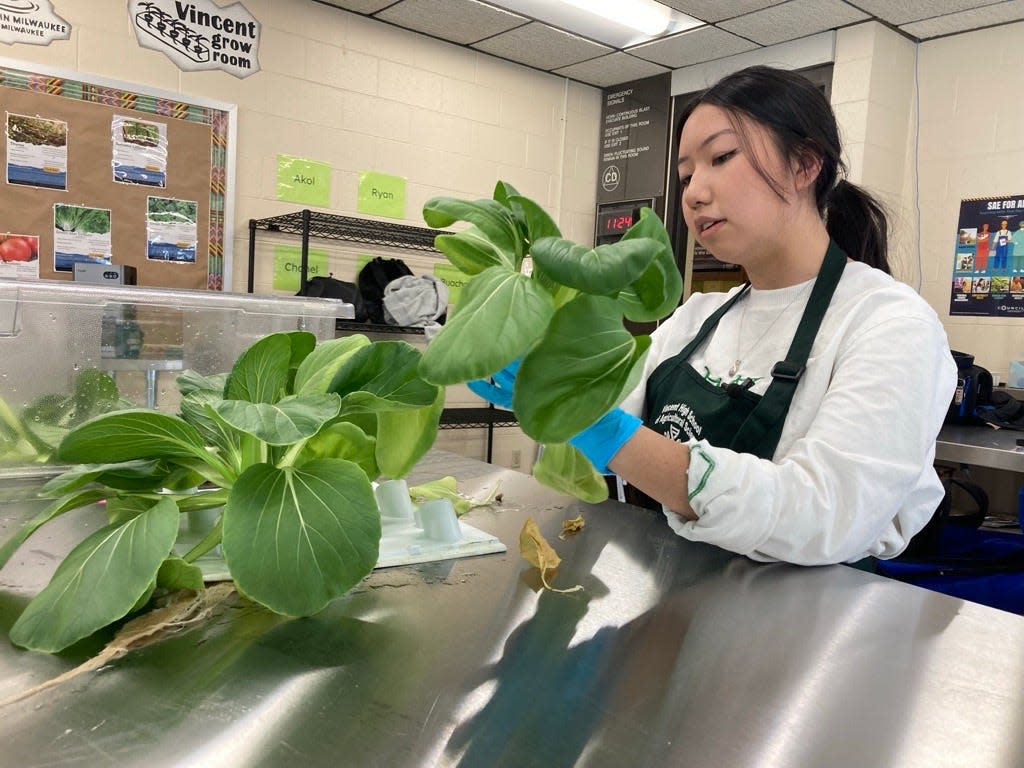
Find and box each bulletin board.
[0,59,234,290]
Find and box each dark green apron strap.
[676,283,751,360]
[730,241,848,456]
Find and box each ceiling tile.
[376,0,528,45]
[718,0,869,46]
[473,22,614,71]
[553,52,671,88]
[659,0,788,24]
[844,0,1006,26]
[316,0,396,13]
[900,0,1024,38]
[628,25,759,68]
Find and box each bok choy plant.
[418,181,681,503]
[0,368,127,466]
[0,331,442,653]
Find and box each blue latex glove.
[466,359,520,410]
[569,408,642,474]
[469,360,642,474]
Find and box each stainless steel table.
[937,423,1024,472]
[3,451,1024,768]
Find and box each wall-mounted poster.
[146,196,197,263]
[950,194,1024,316]
[112,115,168,187]
[0,232,40,280]
[53,204,112,271]
[6,113,68,190]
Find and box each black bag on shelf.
[945,350,993,426]
[358,257,413,324]
[297,275,368,322]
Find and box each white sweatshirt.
[619,261,957,565]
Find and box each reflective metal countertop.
[3,451,1024,768]
[936,423,1024,471]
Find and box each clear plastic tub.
[0,279,351,476]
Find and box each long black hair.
[678,65,890,274]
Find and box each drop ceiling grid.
[376,0,529,45]
[473,22,615,71]
[312,0,1024,88]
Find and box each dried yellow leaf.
[559,515,585,540]
[519,517,582,593]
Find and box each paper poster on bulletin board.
[0,61,234,290]
[950,194,1024,316]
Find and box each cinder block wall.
[4,0,605,470]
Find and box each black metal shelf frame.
[247,209,442,294]
[246,210,518,462]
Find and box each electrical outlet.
[510,449,521,468]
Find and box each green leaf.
[407,475,482,516]
[222,460,380,616]
[157,556,205,591]
[616,208,683,322]
[293,335,371,395]
[492,179,521,207]
[375,387,444,479]
[177,370,228,396]
[0,488,109,571]
[58,410,208,464]
[175,487,230,513]
[530,236,659,296]
[423,197,520,265]
[515,295,651,443]
[211,393,342,446]
[180,390,240,457]
[9,497,180,652]
[72,368,120,420]
[299,421,378,480]
[105,494,159,525]
[434,227,510,276]
[329,341,439,414]
[40,459,166,496]
[418,266,553,386]
[509,194,561,243]
[225,332,315,404]
[532,443,609,504]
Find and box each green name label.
[273,244,329,292]
[355,254,373,277]
[276,155,331,207]
[432,263,469,305]
[357,171,406,219]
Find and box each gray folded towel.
[382,275,449,339]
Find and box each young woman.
[474,66,956,566]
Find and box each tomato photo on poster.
[0,233,40,280]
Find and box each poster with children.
[950,194,1024,316]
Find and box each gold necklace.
[728,282,813,377]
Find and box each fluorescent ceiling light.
[558,0,673,37]
[487,0,703,48]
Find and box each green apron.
[644,241,848,460]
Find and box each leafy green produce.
[54,205,111,235]
[420,182,681,502]
[0,368,127,465]
[0,332,441,652]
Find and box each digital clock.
[596,204,638,236]
[601,213,634,233]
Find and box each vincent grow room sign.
[129,0,261,79]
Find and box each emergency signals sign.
[129,0,261,79]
